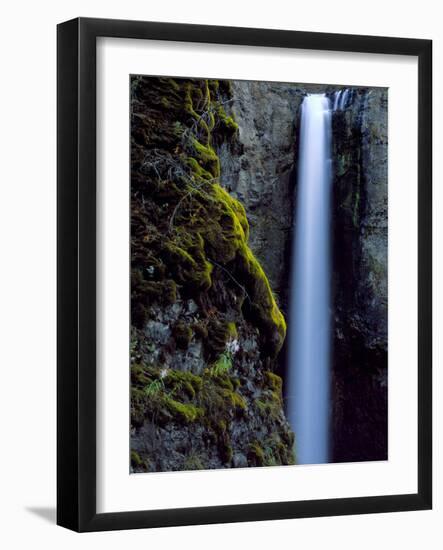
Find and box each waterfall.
[287,94,332,465]
[333,90,341,110]
[333,88,351,111]
[339,89,350,110]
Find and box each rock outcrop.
[218,80,301,301]
[330,87,388,462]
[220,83,388,463]
[130,77,295,473]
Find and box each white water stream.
[287,94,333,464]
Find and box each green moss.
[164,369,203,400]
[223,388,247,411]
[143,379,164,397]
[172,321,192,350]
[211,183,249,240]
[164,77,180,92]
[236,246,286,357]
[183,82,211,139]
[216,104,239,134]
[163,233,213,294]
[161,97,171,109]
[247,441,265,466]
[185,156,214,180]
[264,371,283,394]
[206,319,232,358]
[131,365,204,425]
[226,321,238,338]
[130,450,142,467]
[211,352,232,376]
[247,435,295,467]
[131,75,288,467]
[131,360,249,466]
[254,373,283,421]
[164,396,203,423]
[131,363,154,386]
[183,453,205,471]
[132,77,286,356]
[263,434,296,466]
[190,137,220,178]
[131,388,149,427]
[254,397,281,422]
[183,82,200,119]
[207,80,219,94]
[207,371,234,391]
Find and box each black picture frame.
[57,17,432,532]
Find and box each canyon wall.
[330,87,388,461]
[130,77,388,472]
[221,82,388,462]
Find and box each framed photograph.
[57,17,432,532]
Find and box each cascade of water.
[332,88,351,111]
[333,90,341,110]
[339,88,349,110]
[287,94,332,465]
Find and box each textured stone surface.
[330,87,388,462]
[332,88,388,351]
[218,80,302,304]
[220,83,388,463]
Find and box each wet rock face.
[332,88,388,351]
[132,318,295,473]
[330,87,388,462]
[221,83,389,463]
[219,80,302,304]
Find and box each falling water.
[333,90,341,110]
[339,89,350,110]
[333,88,351,111]
[287,94,332,465]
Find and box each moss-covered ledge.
[130,76,294,472]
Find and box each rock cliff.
[130,77,388,471]
[130,77,295,473]
[218,80,301,300]
[220,83,388,462]
[330,87,388,462]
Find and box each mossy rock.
[172,321,193,350]
[206,319,234,358]
[131,269,177,328]
[247,441,265,467]
[130,76,292,469]
[131,362,248,463]
[192,321,208,340]
[130,75,286,358]
[183,453,205,471]
[130,450,143,467]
